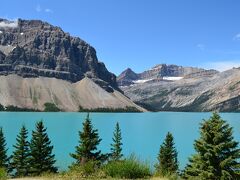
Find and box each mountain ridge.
[117,64,219,86]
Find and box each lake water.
[0,112,239,171]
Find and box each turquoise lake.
[0,112,239,171]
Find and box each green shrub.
[44,103,61,112]
[66,161,106,179]
[0,168,7,180]
[103,155,151,179]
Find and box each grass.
[63,160,106,179]
[9,168,177,180]
[153,173,180,180]
[9,156,153,179]
[11,176,170,180]
[0,168,8,180]
[103,156,151,179]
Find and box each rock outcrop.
[0,18,118,91]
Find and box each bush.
[44,103,61,112]
[0,168,7,180]
[65,161,106,179]
[103,155,151,179]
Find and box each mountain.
[117,64,218,86]
[0,18,117,91]
[117,65,240,112]
[0,18,143,111]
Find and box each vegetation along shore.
[0,112,239,179]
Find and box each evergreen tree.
[0,127,8,170]
[70,113,105,165]
[155,132,178,176]
[11,125,30,177]
[0,104,4,111]
[183,112,240,179]
[29,121,57,175]
[110,122,123,161]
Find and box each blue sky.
[1,0,240,75]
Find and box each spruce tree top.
[110,122,123,161]
[183,112,240,179]
[70,113,103,164]
[155,132,178,176]
[0,127,8,169]
[30,121,57,175]
[11,125,30,177]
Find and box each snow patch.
[163,76,183,81]
[0,20,18,28]
[20,32,24,35]
[133,79,153,84]
[0,45,16,55]
[0,31,2,34]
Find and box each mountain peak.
[124,68,136,74]
[117,68,138,86]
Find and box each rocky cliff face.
[139,64,204,79]
[0,19,118,90]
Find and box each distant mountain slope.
[0,75,144,111]
[117,64,218,86]
[121,68,240,112]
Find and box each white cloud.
[233,33,240,41]
[204,61,240,72]
[197,43,205,51]
[0,20,18,28]
[45,9,53,13]
[36,5,42,12]
[36,5,53,13]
